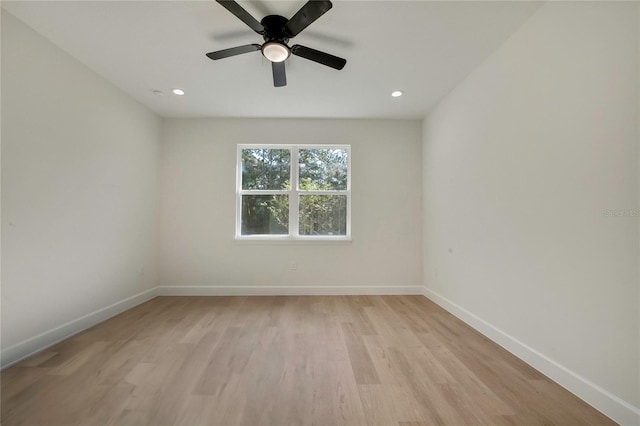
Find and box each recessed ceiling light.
[391,90,403,97]
[152,90,164,97]
[172,88,185,96]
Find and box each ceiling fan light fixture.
[262,41,290,63]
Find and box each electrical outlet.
[291,262,297,270]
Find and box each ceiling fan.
[206,0,347,87]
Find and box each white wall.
[160,118,423,293]
[422,2,639,424]
[1,12,161,364]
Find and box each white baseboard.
[157,285,424,296]
[423,287,640,426]
[1,287,158,369]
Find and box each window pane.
[241,195,289,235]
[299,148,348,191]
[299,195,347,236]
[242,149,290,190]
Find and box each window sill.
[235,236,352,245]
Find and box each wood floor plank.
[358,384,414,425]
[1,296,616,425]
[148,331,222,425]
[340,322,382,385]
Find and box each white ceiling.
[3,1,543,119]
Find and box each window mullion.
[297,190,348,196]
[289,147,299,237]
[240,189,290,195]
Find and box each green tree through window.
[237,145,350,239]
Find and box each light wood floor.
[2,296,614,425]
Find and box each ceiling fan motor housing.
[261,15,291,43]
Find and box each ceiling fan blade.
[206,44,261,60]
[216,0,264,34]
[272,61,287,87]
[290,44,346,70]
[284,1,332,37]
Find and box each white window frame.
[236,144,351,241]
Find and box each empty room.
[1,0,638,425]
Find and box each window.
[236,144,351,240]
